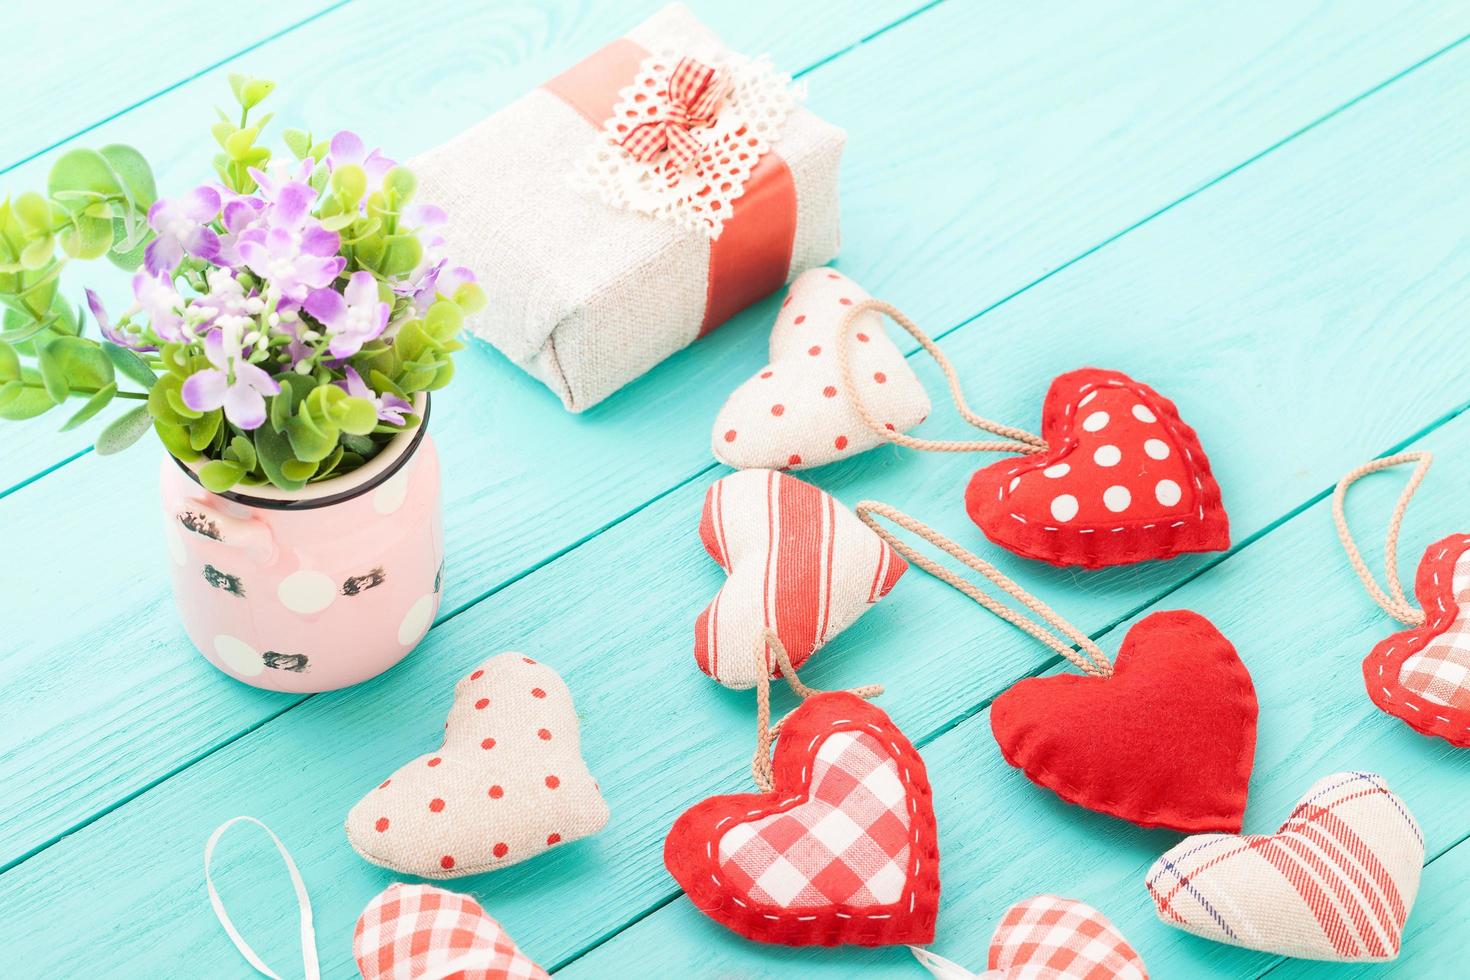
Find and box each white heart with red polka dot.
[712,268,930,471]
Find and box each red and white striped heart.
[695,469,907,689]
[712,268,929,471]
[355,883,548,980]
[912,894,1146,979]
[665,693,939,946]
[1146,772,1424,962]
[1364,533,1470,745]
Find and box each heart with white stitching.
[696,468,906,689]
[1364,532,1470,746]
[713,268,929,471]
[1146,771,1424,962]
[665,692,939,947]
[966,368,1229,569]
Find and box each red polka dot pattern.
[429,798,445,813]
[537,728,552,741]
[545,775,561,789]
[547,833,562,846]
[375,817,389,832]
[489,785,504,799]
[481,738,496,749]
[492,843,509,859]
[474,698,489,710]
[440,855,455,870]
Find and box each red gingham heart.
[913,894,1147,979]
[354,883,547,980]
[665,692,939,946]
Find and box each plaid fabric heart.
[354,883,547,980]
[1147,772,1424,961]
[665,692,939,946]
[695,469,906,689]
[913,894,1147,979]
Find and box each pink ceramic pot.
[159,393,443,692]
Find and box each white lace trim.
[577,49,802,240]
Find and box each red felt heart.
[991,609,1257,833]
[967,368,1229,568]
[665,692,939,946]
[1364,533,1470,746]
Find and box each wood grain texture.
[2,1,1467,888]
[560,406,1470,978]
[3,27,1470,974]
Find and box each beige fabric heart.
[712,268,929,470]
[346,653,608,878]
[1146,771,1423,961]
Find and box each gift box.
[414,3,846,411]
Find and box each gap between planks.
[544,397,1470,974]
[4,16,1467,885]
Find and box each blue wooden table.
[3,2,1469,976]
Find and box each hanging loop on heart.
[856,501,1113,677]
[751,629,884,791]
[836,298,1049,456]
[1333,451,1431,626]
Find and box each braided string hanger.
[751,629,883,791]
[836,298,1049,456]
[1332,451,1432,626]
[856,502,1112,677]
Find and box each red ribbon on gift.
[617,57,730,169]
[545,41,797,338]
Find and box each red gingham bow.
[620,57,729,169]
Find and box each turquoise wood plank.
[4,36,1470,972]
[0,1,341,171]
[3,0,1467,491]
[1266,834,1470,978]
[1,3,1465,881]
[558,408,1470,978]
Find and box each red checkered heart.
[966,369,1229,569]
[695,469,906,689]
[991,610,1257,833]
[354,883,547,980]
[1146,772,1424,961]
[1364,533,1470,746]
[664,692,939,946]
[913,894,1147,979]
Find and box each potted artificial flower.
[0,76,484,692]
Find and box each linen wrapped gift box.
[414,3,845,411]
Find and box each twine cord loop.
[855,501,1113,677]
[835,298,1048,456]
[1332,451,1431,626]
[751,630,883,791]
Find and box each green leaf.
[58,213,113,260]
[283,128,312,160]
[98,145,157,214]
[94,403,153,454]
[424,298,463,341]
[106,220,153,271]
[102,342,157,389]
[319,213,355,232]
[154,419,199,461]
[187,410,223,452]
[225,433,257,471]
[254,421,306,491]
[268,387,293,432]
[453,281,487,315]
[164,382,202,420]
[315,442,346,480]
[331,395,377,435]
[286,412,339,462]
[0,372,57,420]
[377,234,423,278]
[45,335,114,388]
[332,164,367,210]
[281,458,319,482]
[13,192,51,234]
[339,431,375,455]
[0,340,19,382]
[36,341,69,403]
[47,148,121,202]
[198,459,246,493]
[383,166,416,203]
[59,382,116,431]
[225,127,260,162]
[19,237,53,270]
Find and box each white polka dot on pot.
[1093,445,1121,467]
[398,594,438,646]
[1050,495,1079,522]
[374,467,412,515]
[1155,479,1183,506]
[213,635,264,676]
[278,569,337,614]
[1103,485,1131,513]
[1144,438,1170,460]
[166,525,187,566]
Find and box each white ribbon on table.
[204,817,321,980]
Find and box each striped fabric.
[1146,772,1424,962]
[354,883,548,980]
[1399,547,1470,710]
[695,469,906,689]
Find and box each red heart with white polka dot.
[966,368,1229,569]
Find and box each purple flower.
[304,271,390,358]
[181,328,280,430]
[326,131,395,199]
[132,271,187,342]
[247,158,317,231]
[237,223,345,305]
[85,289,156,352]
[215,195,266,268]
[144,186,222,275]
[402,261,477,316]
[337,366,411,425]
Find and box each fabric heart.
[696,468,907,689]
[712,267,930,471]
[991,610,1257,833]
[966,368,1229,569]
[912,894,1147,979]
[1364,533,1470,746]
[346,653,609,878]
[1147,771,1424,961]
[665,692,939,946]
[355,883,548,980]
